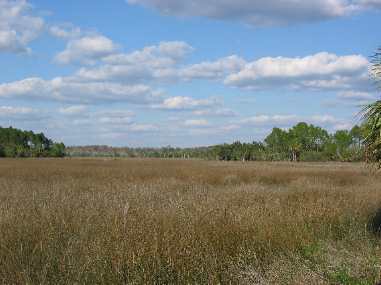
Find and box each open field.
[0,159,381,284]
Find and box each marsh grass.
[0,159,380,284]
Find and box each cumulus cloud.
[180,55,245,80]
[67,109,158,135]
[155,96,218,110]
[0,105,37,116]
[192,108,236,117]
[239,113,352,131]
[240,114,299,126]
[59,105,87,115]
[184,119,209,127]
[225,52,369,91]
[153,95,235,119]
[0,77,162,104]
[356,0,381,8]
[54,35,118,65]
[80,52,244,83]
[96,110,135,125]
[337,91,376,101]
[0,0,44,53]
[49,23,81,39]
[126,0,379,26]
[76,45,370,94]
[0,105,45,122]
[104,41,193,65]
[77,41,193,81]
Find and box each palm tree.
[362,48,381,167]
[362,101,381,166]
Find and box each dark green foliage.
[49,143,66,157]
[0,126,65,158]
[262,123,365,162]
[362,101,381,166]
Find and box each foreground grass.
[0,159,380,284]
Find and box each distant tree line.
[67,145,217,160]
[213,123,365,162]
[67,122,368,162]
[0,126,65,158]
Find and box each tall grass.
[0,159,380,284]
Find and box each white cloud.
[0,105,44,121]
[153,95,235,119]
[77,41,193,81]
[356,0,381,8]
[337,91,376,101]
[155,96,218,110]
[59,105,87,115]
[180,55,245,80]
[0,105,36,116]
[309,114,339,125]
[103,41,192,66]
[184,119,209,127]
[192,108,236,117]
[94,110,135,125]
[49,23,81,39]
[240,114,299,126]
[0,77,162,104]
[332,122,354,131]
[75,43,370,96]
[76,44,371,95]
[61,109,158,137]
[55,35,118,65]
[225,52,369,91]
[0,0,44,53]
[126,0,375,26]
[239,113,352,131]
[128,123,158,132]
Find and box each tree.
[49,143,66,157]
[333,130,354,161]
[265,128,289,154]
[0,126,65,158]
[363,101,381,165]
[350,125,363,148]
[362,48,381,167]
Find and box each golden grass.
[0,158,380,284]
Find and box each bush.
[49,143,66,157]
[300,151,330,162]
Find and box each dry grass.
[0,158,380,284]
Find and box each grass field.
[0,159,380,284]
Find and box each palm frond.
[362,101,381,147]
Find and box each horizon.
[0,120,361,149]
[0,0,380,147]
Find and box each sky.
[0,0,380,147]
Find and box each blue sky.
[0,0,380,147]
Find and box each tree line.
[67,122,368,162]
[0,126,65,158]
[0,122,371,162]
[207,122,365,162]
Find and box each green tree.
[350,125,363,148]
[265,128,289,153]
[362,101,381,165]
[0,145,4,157]
[362,48,381,166]
[49,143,66,157]
[0,126,65,158]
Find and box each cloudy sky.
[0,0,380,146]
